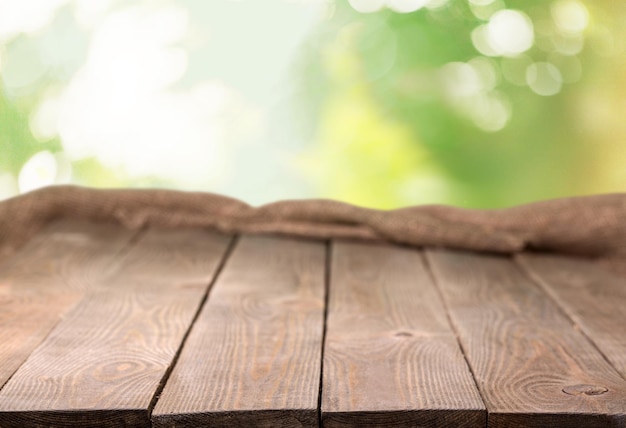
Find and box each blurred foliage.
[296,0,626,208]
[1,0,626,208]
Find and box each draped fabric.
[2,185,625,273]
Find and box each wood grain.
[0,220,136,391]
[518,253,626,380]
[0,227,232,428]
[152,235,326,428]
[322,242,485,428]
[426,249,626,427]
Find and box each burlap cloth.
[1,185,626,274]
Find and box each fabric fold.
[2,185,625,273]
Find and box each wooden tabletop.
[1,220,625,427]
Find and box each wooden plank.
[426,249,626,428]
[322,242,485,427]
[152,235,326,428]
[0,228,232,428]
[517,253,626,380]
[0,220,136,391]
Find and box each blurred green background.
[1,0,625,209]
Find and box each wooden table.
[0,220,625,427]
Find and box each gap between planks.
[421,248,490,416]
[146,234,240,418]
[151,235,327,427]
[6,226,626,428]
[515,254,626,383]
[0,225,235,428]
[316,241,332,428]
[321,242,485,427]
[426,249,626,428]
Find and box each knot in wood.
[562,384,608,396]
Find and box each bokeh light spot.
[486,10,535,56]
[526,62,563,96]
[551,0,589,35]
[54,152,73,184]
[0,173,18,200]
[471,25,499,56]
[440,58,510,132]
[468,56,500,91]
[30,94,62,141]
[18,151,58,193]
[1,38,49,95]
[441,62,483,97]
[471,91,511,132]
